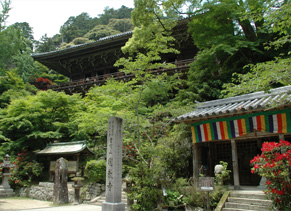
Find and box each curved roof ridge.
[32,31,133,57]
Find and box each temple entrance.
[237,140,261,185]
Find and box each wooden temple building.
[32,20,197,94]
[174,85,291,189]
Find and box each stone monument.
[102,116,125,211]
[53,157,69,205]
[0,154,15,197]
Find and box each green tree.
[0,0,10,31]
[0,69,36,108]
[222,0,291,96]
[60,12,94,43]
[12,22,34,42]
[98,5,133,25]
[107,18,134,32]
[35,34,59,53]
[0,90,83,153]
[130,0,290,102]
[84,25,120,41]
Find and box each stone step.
[222,208,257,211]
[230,192,267,200]
[227,197,272,207]
[225,202,271,211]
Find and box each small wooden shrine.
[37,141,94,181]
[175,85,291,189]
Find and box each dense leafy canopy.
[1,0,291,209]
[36,6,134,52]
[129,0,291,101]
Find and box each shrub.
[9,149,43,189]
[251,140,291,210]
[84,159,106,183]
[214,161,231,185]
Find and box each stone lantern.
[72,172,84,205]
[0,154,15,197]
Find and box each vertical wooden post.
[231,139,241,190]
[193,143,199,186]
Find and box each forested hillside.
[35,6,134,52]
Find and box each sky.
[6,0,134,41]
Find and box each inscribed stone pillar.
[102,116,125,211]
[231,139,241,190]
[53,157,69,205]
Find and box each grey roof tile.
[175,85,291,122]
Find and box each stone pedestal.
[102,116,125,211]
[257,176,267,189]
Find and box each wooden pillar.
[193,143,199,186]
[231,139,241,190]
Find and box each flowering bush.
[123,140,138,160]
[33,77,53,90]
[10,149,43,188]
[250,140,291,210]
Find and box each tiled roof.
[175,86,291,123]
[37,141,94,155]
[32,31,133,58]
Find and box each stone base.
[257,176,266,189]
[0,187,15,198]
[102,201,125,211]
[233,185,241,190]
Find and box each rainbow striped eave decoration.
[191,108,291,143]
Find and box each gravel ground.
[0,198,52,210]
[0,198,102,211]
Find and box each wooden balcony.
[49,59,194,94]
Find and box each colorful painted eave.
[175,85,291,123]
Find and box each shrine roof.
[37,141,95,155]
[174,85,291,123]
[32,31,132,59]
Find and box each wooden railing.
[49,58,194,91]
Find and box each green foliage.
[159,177,228,210]
[12,22,34,41]
[107,18,134,32]
[0,69,36,108]
[214,161,231,185]
[59,6,133,44]
[0,25,25,70]
[250,140,291,210]
[84,159,106,183]
[9,149,43,189]
[35,34,60,53]
[222,1,291,96]
[0,0,10,31]
[0,90,83,152]
[84,25,120,41]
[98,6,133,25]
